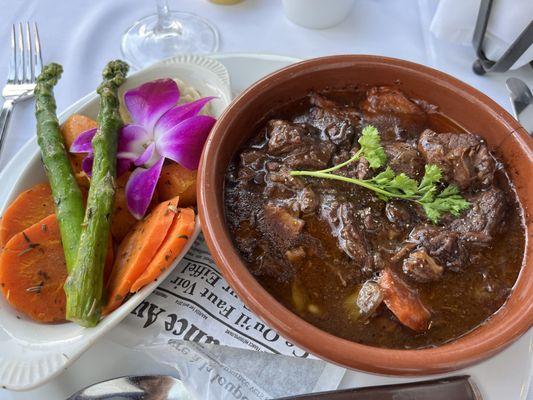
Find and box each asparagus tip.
[36,63,63,86]
[99,60,129,90]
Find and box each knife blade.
[277,375,482,400]
[506,77,533,136]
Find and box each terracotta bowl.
[198,55,533,375]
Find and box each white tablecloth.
[0,0,531,398]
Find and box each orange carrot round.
[110,172,137,242]
[157,163,197,206]
[0,183,55,248]
[0,214,67,323]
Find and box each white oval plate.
[0,55,231,391]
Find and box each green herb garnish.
[319,125,387,174]
[290,125,470,223]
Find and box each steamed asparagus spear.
[65,60,129,327]
[35,63,85,273]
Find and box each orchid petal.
[81,155,93,177]
[125,158,165,220]
[117,158,133,177]
[118,124,151,161]
[156,115,215,170]
[153,97,216,140]
[124,79,180,131]
[134,142,156,166]
[70,128,97,153]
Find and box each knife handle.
[278,375,482,400]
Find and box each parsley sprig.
[290,125,470,223]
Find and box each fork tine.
[8,24,16,83]
[33,22,43,78]
[17,22,25,83]
[26,22,34,82]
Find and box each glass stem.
[155,0,182,33]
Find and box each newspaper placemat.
[136,340,345,400]
[109,234,346,398]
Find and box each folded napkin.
[430,0,533,70]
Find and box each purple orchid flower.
[71,78,216,220]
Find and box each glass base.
[121,11,219,69]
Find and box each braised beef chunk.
[418,129,496,190]
[238,150,266,182]
[262,203,304,247]
[385,201,412,227]
[331,148,372,180]
[251,204,306,283]
[359,207,381,233]
[450,187,506,243]
[264,119,336,169]
[265,164,304,199]
[296,187,318,214]
[263,157,321,215]
[384,142,424,179]
[398,187,507,273]
[299,93,360,147]
[225,86,524,349]
[325,121,355,147]
[282,140,335,170]
[402,249,444,282]
[266,120,307,155]
[404,225,467,271]
[338,204,373,272]
[362,86,424,115]
[266,163,304,188]
[320,200,374,273]
[309,92,361,123]
[361,86,427,141]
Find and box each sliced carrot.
[130,207,195,293]
[0,183,55,248]
[60,114,98,189]
[378,268,431,332]
[0,214,67,323]
[157,163,197,206]
[103,196,179,314]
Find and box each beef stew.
[224,86,525,349]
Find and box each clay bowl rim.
[198,54,533,375]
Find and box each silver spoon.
[66,375,193,400]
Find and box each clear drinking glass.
[121,0,219,69]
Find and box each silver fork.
[0,22,43,163]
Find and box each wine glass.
[121,0,219,69]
